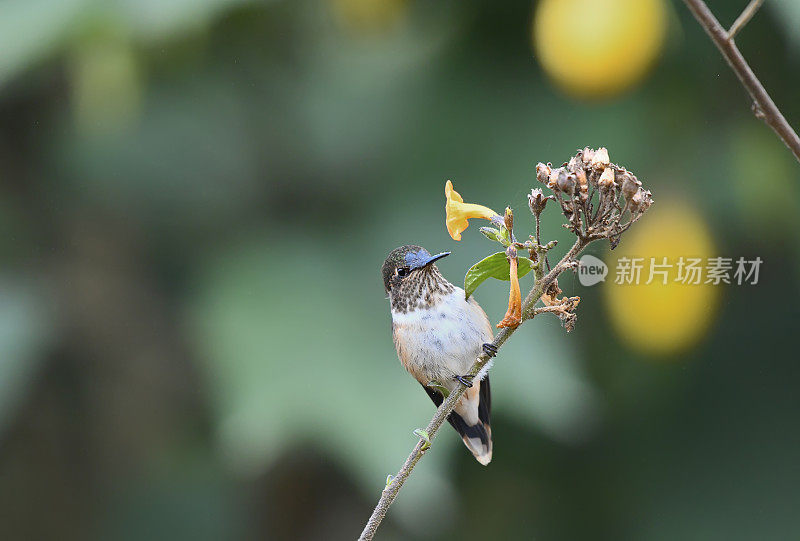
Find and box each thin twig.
[358,238,587,541]
[527,297,580,320]
[728,0,763,40]
[532,305,563,315]
[683,0,800,163]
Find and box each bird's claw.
[454,374,474,388]
[482,343,498,357]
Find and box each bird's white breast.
[391,288,493,386]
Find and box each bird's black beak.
[411,251,450,270]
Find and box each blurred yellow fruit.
[604,200,718,356]
[330,0,407,34]
[533,0,667,99]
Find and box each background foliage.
[0,0,799,539]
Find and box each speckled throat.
[390,265,455,314]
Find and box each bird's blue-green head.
[381,245,450,297]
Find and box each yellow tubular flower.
[445,180,499,241]
[497,256,522,328]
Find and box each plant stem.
[358,238,587,541]
[727,0,763,40]
[683,0,800,163]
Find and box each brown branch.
[358,238,587,541]
[727,0,763,39]
[682,0,800,163]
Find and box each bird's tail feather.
[448,376,492,465]
[421,376,493,465]
[448,413,492,465]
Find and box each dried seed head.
[536,162,551,184]
[535,147,652,245]
[640,190,654,212]
[598,167,615,189]
[528,188,550,216]
[591,147,610,170]
[621,172,641,199]
[576,168,588,193]
[557,170,575,195]
[581,147,594,165]
[568,155,581,172]
[547,167,560,190]
[562,312,577,333]
[629,188,645,213]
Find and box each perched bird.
[381,245,497,465]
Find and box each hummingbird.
[381,245,498,465]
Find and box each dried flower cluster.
[442,148,653,331]
[536,147,653,248]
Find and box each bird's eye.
[396,267,410,278]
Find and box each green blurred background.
[1,0,799,539]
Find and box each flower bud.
[504,207,514,231]
[581,147,594,165]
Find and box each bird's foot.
[482,343,498,357]
[454,374,474,388]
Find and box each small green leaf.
[413,429,432,450]
[427,380,450,398]
[499,226,511,245]
[464,252,535,299]
[479,227,502,242]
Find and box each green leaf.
[427,380,450,398]
[413,429,432,450]
[479,227,500,241]
[464,252,535,299]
